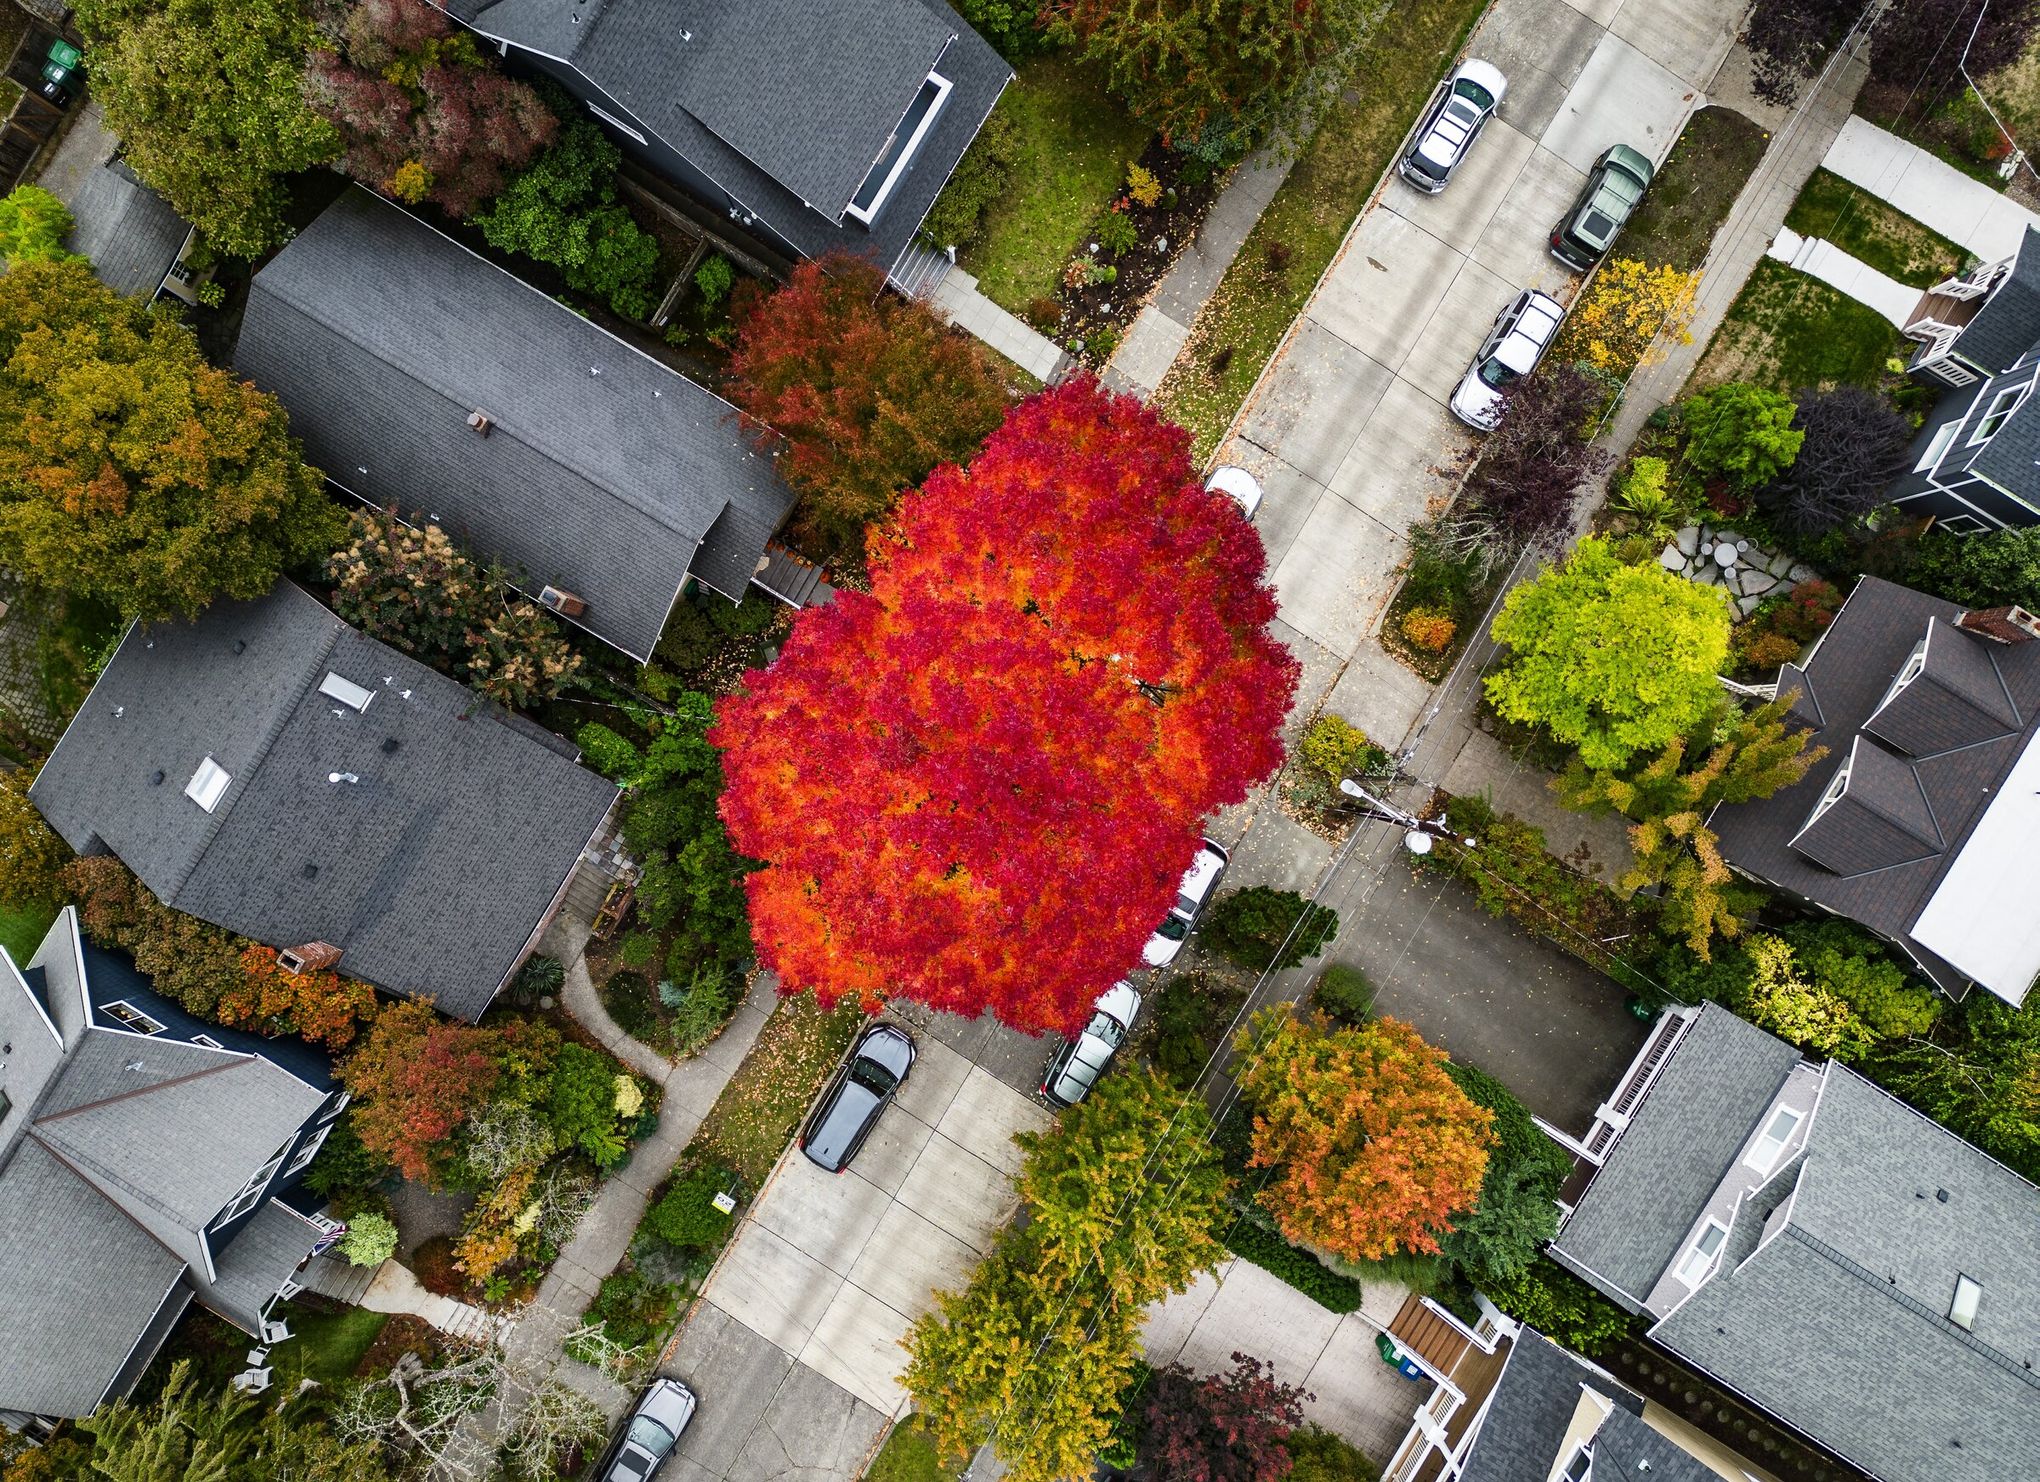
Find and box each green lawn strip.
[960,54,1148,315]
[1151,0,1491,461]
[864,1418,949,1482]
[1783,167,1970,287]
[1618,106,1772,273]
[0,898,56,963]
[1690,257,1906,394]
[265,1302,391,1388]
[692,990,864,1188]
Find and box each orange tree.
[1233,1009,1494,1261]
[714,376,1296,1034]
[216,946,380,1051]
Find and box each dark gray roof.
[1950,226,2040,372]
[62,160,189,299]
[30,582,618,1020]
[234,187,794,660]
[0,1138,186,1417]
[1458,1332,1647,1482]
[449,0,1012,271]
[1651,1069,2040,1482]
[1712,577,2040,999]
[209,1200,325,1327]
[1550,1005,1799,1306]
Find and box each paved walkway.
[930,267,1071,382]
[1764,227,1919,324]
[1822,112,2038,262]
[354,1258,511,1348]
[1106,147,1294,396]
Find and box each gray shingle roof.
[62,161,189,300]
[1786,734,1942,875]
[1550,1005,1799,1306]
[1949,226,2040,372]
[1712,577,2040,1000]
[29,582,618,1020]
[450,0,1012,271]
[234,188,794,660]
[209,1200,325,1328]
[1458,1332,1645,1482]
[0,1138,186,1417]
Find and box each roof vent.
[233,639,246,655]
[279,942,341,974]
[124,1060,144,1073]
[467,409,493,437]
[301,863,319,880]
[1957,604,2040,643]
[1937,1188,1951,1203]
[149,769,164,786]
[382,737,401,755]
[537,586,587,618]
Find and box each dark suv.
[1550,144,1654,270]
[591,1378,696,1482]
[799,1023,916,1172]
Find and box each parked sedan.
[1397,60,1507,194]
[1550,144,1655,270]
[591,1378,697,1482]
[1448,288,1566,431]
[1041,981,1143,1108]
[1143,838,1230,967]
[800,1023,916,1173]
[1204,465,1265,521]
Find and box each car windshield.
[1452,77,1495,110]
[850,1059,899,1096]
[628,1416,676,1458]
[1087,1010,1127,1049]
[1154,914,1190,941]
[1477,356,1520,389]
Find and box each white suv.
[1041,981,1142,1108]
[1398,60,1508,194]
[1143,838,1230,967]
[1450,288,1566,431]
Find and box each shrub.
[661,967,736,1056]
[546,1044,630,1165]
[1439,1061,1569,1287]
[1311,963,1374,1026]
[1095,207,1139,257]
[1399,607,1457,653]
[0,185,75,263]
[1285,1425,1377,1482]
[921,97,1020,248]
[1779,920,1941,1038]
[1126,162,1163,208]
[1203,887,1338,971]
[1682,383,1803,488]
[1152,971,1246,1083]
[955,0,1053,58]
[513,953,566,1001]
[646,1164,740,1251]
[1771,578,1841,641]
[602,969,661,1042]
[1552,258,1699,376]
[303,1115,393,1201]
[410,1235,466,1296]
[1299,713,1389,790]
[1737,629,1802,670]
[1220,1217,1361,1313]
[577,723,643,783]
[581,1267,674,1349]
[1906,524,2040,611]
[1758,386,1910,534]
[337,1211,398,1268]
[616,932,659,970]
[1476,1258,1635,1356]
[694,253,735,308]
[1612,455,1677,533]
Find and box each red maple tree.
[713,377,1297,1033]
[339,1000,547,1183]
[1144,1353,1309,1482]
[1235,1012,1495,1262]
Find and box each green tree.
[1486,537,1732,771]
[905,1069,1229,1482]
[1906,524,2040,612]
[1781,920,1940,1038]
[1440,1062,1572,1287]
[1873,994,2040,1181]
[1202,886,1338,972]
[1681,382,1804,488]
[72,0,340,258]
[1476,1259,1634,1355]
[1733,934,1874,1061]
[0,761,70,908]
[0,185,75,264]
[1556,695,1826,956]
[337,1211,397,1267]
[0,259,343,621]
[545,1043,629,1166]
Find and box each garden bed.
[1379,524,1511,683]
[1783,167,1971,287]
[1618,107,1771,273]
[1687,259,1906,395]
[693,990,863,1186]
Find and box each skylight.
[846,70,952,225]
[185,756,231,812]
[318,672,375,711]
[1950,1274,1982,1330]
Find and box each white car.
[1449,288,1566,431]
[1041,980,1143,1108]
[1205,465,1264,521]
[1143,838,1230,967]
[1398,60,1508,194]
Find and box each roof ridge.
[28,1129,196,1268]
[36,1050,246,1123]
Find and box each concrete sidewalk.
[1766,227,1918,324]
[930,266,1071,382]
[1822,112,2038,262]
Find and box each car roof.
[1178,844,1227,905]
[1419,107,1475,167]
[1205,465,1261,502]
[1454,59,1507,97]
[1602,143,1655,185]
[638,1379,696,1432]
[1094,979,1141,1026]
[805,1078,882,1168]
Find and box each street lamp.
[1337,778,1476,853]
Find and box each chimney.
[537,585,587,618]
[279,941,342,974]
[1957,605,2040,643]
[467,409,493,437]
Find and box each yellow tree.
[1554,258,1700,377]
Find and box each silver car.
[1041,980,1143,1108]
[1398,60,1508,194]
[592,1378,697,1482]
[1143,838,1230,968]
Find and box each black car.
[799,1023,916,1173]
[591,1378,696,1482]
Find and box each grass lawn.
[266,1302,391,1388]
[1152,0,1492,459]
[864,1418,949,1482]
[0,898,56,963]
[1619,107,1772,272]
[960,54,1148,316]
[1689,258,1905,394]
[1784,167,1971,286]
[694,990,863,1188]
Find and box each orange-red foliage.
[713,376,1297,1033]
[339,999,547,1183]
[1237,1013,1494,1262]
[217,946,380,1050]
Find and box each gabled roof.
[1948,226,2040,372]
[1712,577,2040,1004]
[29,582,618,1020]
[63,161,190,300]
[235,188,795,660]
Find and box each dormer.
[1861,618,2018,758]
[1788,735,1942,875]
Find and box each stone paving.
[1655,523,1819,617]
[929,266,1071,381]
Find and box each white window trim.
[845,70,952,226]
[1968,384,2026,444]
[1807,757,1852,825]
[101,999,166,1035]
[1675,1220,1730,1285]
[319,1089,351,1123]
[191,1033,224,1050]
[1872,639,1929,717]
[1915,418,1961,472]
[285,1125,329,1177]
[1938,512,1990,534]
[586,101,647,147]
[1743,1105,1802,1175]
[213,1142,290,1230]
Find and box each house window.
[1873,640,1928,716]
[1675,1220,1729,1284]
[285,1125,329,1177]
[1806,757,1852,826]
[1744,1105,1802,1173]
[1968,384,2026,443]
[319,1089,351,1123]
[586,102,647,147]
[1938,512,1989,534]
[191,1033,224,1049]
[317,672,374,712]
[102,1000,166,1035]
[185,756,231,812]
[1914,419,1961,472]
[211,1141,290,1230]
[1560,1445,1592,1481]
[846,70,953,225]
[1950,1274,1982,1330]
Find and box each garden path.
[1822,112,2040,263]
[1763,227,1921,326]
[929,267,1071,382]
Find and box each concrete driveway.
[1222,0,1745,738]
[663,1035,1051,1481]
